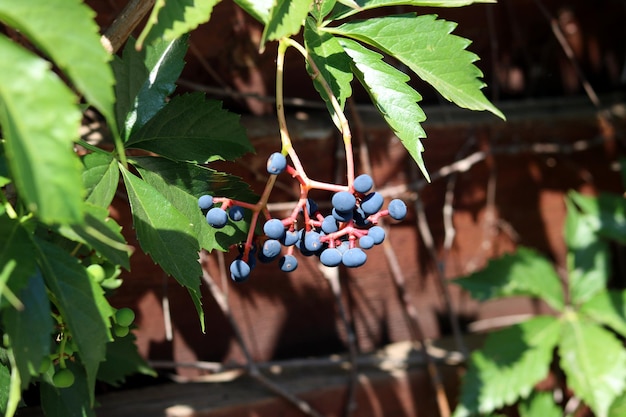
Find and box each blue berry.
[198,195,214,210]
[342,248,367,268]
[361,192,384,215]
[230,259,251,282]
[258,239,281,263]
[321,216,338,234]
[206,207,228,228]
[353,207,370,226]
[279,254,298,272]
[303,231,322,252]
[320,248,342,267]
[263,219,285,239]
[229,206,245,221]
[354,174,374,193]
[388,199,407,221]
[332,208,353,222]
[359,235,375,249]
[306,198,318,216]
[368,226,386,244]
[280,230,299,246]
[337,241,350,254]
[332,191,356,212]
[267,152,287,175]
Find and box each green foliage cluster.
[453,187,626,417]
[0,0,504,416]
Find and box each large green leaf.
[304,18,353,130]
[581,290,626,338]
[518,392,562,417]
[0,35,84,224]
[82,152,120,208]
[0,214,37,310]
[234,0,272,23]
[97,331,156,387]
[112,36,189,139]
[327,14,504,119]
[453,316,561,417]
[259,0,313,50]
[34,239,112,403]
[126,93,253,163]
[339,38,429,179]
[39,361,95,417]
[453,247,564,312]
[0,0,114,121]
[568,191,626,245]
[609,392,626,417]
[2,272,53,389]
[565,197,610,305]
[330,0,496,20]
[559,316,626,417]
[131,156,253,252]
[120,167,204,331]
[137,0,220,49]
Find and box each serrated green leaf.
[234,0,272,23]
[330,0,495,20]
[565,197,610,305]
[3,272,53,390]
[34,239,112,404]
[339,38,429,180]
[97,331,156,386]
[137,0,219,49]
[126,93,253,163]
[56,204,132,270]
[568,191,626,244]
[0,215,38,310]
[327,14,504,119]
[304,18,353,130]
[113,36,189,139]
[260,0,313,50]
[455,316,561,416]
[559,316,626,417]
[120,167,204,331]
[0,35,84,224]
[131,156,253,251]
[519,392,562,417]
[581,289,626,340]
[0,0,114,121]
[454,247,564,311]
[310,0,338,22]
[39,361,95,417]
[82,153,120,208]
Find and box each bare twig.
[101,0,155,54]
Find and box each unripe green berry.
[86,264,105,283]
[52,368,75,388]
[38,356,52,374]
[113,324,130,338]
[114,308,135,327]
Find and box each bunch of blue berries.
[198,152,407,282]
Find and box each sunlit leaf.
[330,0,495,20]
[82,152,120,208]
[259,0,313,50]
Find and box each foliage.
[0,0,501,415]
[453,189,626,417]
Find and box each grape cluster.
[198,152,407,282]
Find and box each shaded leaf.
[454,316,561,416]
[0,35,84,224]
[126,93,253,163]
[304,18,353,129]
[137,0,219,49]
[568,191,626,245]
[97,331,156,386]
[0,214,37,310]
[82,152,120,208]
[519,392,562,417]
[0,363,8,415]
[0,0,114,121]
[39,361,95,417]
[581,290,626,338]
[328,14,504,119]
[234,0,272,23]
[560,316,626,417]
[260,0,313,50]
[454,247,564,312]
[339,38,429,179]
[0,143,9,187]
[330,0,495,20]
[120,167,204,331]
[609,392,626,417]
[131,156,254,252]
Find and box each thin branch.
[101,0,155,54]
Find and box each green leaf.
[0,142,9,187]
[454,247,564,312]
[260,0,314,50]
[330,0,495,20]
[327,14,504,119]
[131,156,253,252]
[568,191,626,245]
[0,362,8,416]
[310,0,338,22]
[113,36,189,139]
[609,392,626,417]
[454,316,561,416]
[304,18,353,129]
[120,167,204,331]
[137,0,219,49]
[518,392,562,417]
[0,35,84,224]
[581,290,626,340]
[3,272,53,390]
[39,361,95,417]
[34,239,112,403]
[82,153,120,208]
[126,93,253,163]
[97,331,156,386]
[0,0,114,121]
[339,38,429,180]
[234,0,272,23]
[56,204,132,270]
[565,196,610,305]
[559,316,626,417]
[0,214,37,310]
